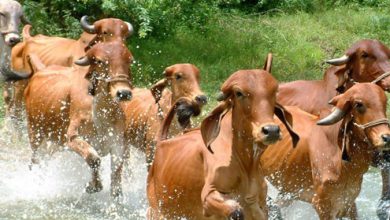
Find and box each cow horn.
[216,92,227,101]
[317,108,346,125]
[125,22,134,36]
[80,16,96,34]
[326,55,349,66]
[74,56,90,66]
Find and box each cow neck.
[231,108,261,173]
[93,84,124,126]
[340,116,373,163]
[0,35,12,72]
[156,89,173,120]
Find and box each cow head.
[318,83,390,152]
[150,63,207,119]
[327,40,390,91]
[0,0,29,47]
[75,41,133,101]
[80,16,133,50]
[201,69,299,152]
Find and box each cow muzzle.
[255,123,281,145]
[4,33,20,46]
[195,94,208,106]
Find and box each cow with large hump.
[147,54,300,219]
[0,0,30,80]
[5,16,133,139]
[24,40,133,197]
[120,63,207,168]
[276,39,390,219]
[261,83,390,219]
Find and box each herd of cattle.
[1,0,390,219]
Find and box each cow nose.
[262,125,280,135]
[382,134,390,145]
[116,90,132,101]
[9,36,20,45]
[195,95,208,105]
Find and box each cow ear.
[333,66,348,93]
[274,104,300,147]
[201,101,231,153]
[150,79,167,103]
[263,53,273,73]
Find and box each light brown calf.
[121,63,207,167]
[147,57,299,219]
[261,83,390,219]
[25,41,133,197]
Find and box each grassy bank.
[131,6,390,92]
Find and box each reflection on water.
[0,126,382,220]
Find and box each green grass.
[2,6,390,118]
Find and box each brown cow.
[276,39,390,219]
[277,39,390,116]
[147,58,300,219]
[120,63,207,168]
[5,16,132,138]
[24,41,133,197]
[261,83,390,219]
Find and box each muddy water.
[0,124,382,220]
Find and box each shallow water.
[0,124,383,220]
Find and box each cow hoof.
[229,209,244,220]
[85,180,103,194]
[377,198,390,220]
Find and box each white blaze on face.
[4,32,20,46]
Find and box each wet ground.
[0,123,383,220]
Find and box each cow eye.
[354,102,365,113]
[361,52,369,58]
[175,74,182,80]
[235,91,244,98]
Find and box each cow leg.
[377,167,390,220]
[145,141,156,171]
[110,141,128,198]
[67,118,102,193]
[203,190,246,219]
[312,181,338,220]
[346,202,358,220]
[27,125,43,170]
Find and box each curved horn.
[317,108,346,125]
[74,56,90,66]
[125,22,134,36]
[80,16,96,34]
[326,55,349,66]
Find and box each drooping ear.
[263,53,273,73]
[329,65,348,93]
[274,104,300,147]
[201,101,231,153]
[150,79,168,103]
